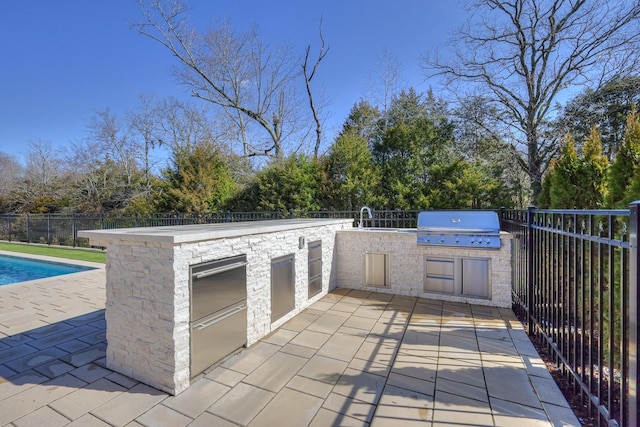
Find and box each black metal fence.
[501,205,638,427]
[0,210,422,247]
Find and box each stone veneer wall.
[335,229,512,308]
[92,220,349,395]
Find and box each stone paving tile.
[333,367,387,405]
[207,382,275,426]
[0,363,17,379]
[54,338,93,353]
[348,357,392,378]
[49,377,126,420]
[435,376,487,403]
[59,344,106,368]
[90,383,167,427]
[249,387,323,427]
[205,366,245,387]
[491,397,552,427]
[13,405,70,427]
[4,346,69,373]
[317,332,366,362]
[286,375,334,399]
[260,328,298,346]
[33,359,75,378]
[331,301,361,313]
[298,354,349,385]
[0,373,87,425]
[374,384,433,425]
[485,366,542,409]
[309,300,335,312]
[135,404,193,427]
[530,375,571,407]
[63,413,112,427]
[189,411,239,427]
[289,329,331,350]
[386,371,435,397]
[0,343,40,365]
[309,408,368,427]
[342,314,378,331]
[243,351,308,392]
[432,390,493,426]
[281,312,320,332]
[322,392,376,423]
[436,358,486,389]
[162,377,230,418]
[542,402,581,426]
[104,371,139,389]
[306,312,350,334]
[26,324,99,350]
[221,341,281,375]
[277,342,317,359]
[69,363,112,383]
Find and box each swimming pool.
[0,254,96,285]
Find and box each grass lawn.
[0,242,106,264]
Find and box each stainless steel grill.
[417,210,501,248]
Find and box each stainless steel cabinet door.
[271,254,295,322]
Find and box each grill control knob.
[485,238,490,244]
[468,238,475,244]
[439,237,445,243]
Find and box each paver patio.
[0,252,579,426]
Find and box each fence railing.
[501,205,638,427]
[0,210,422,247]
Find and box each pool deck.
[0,254,580,426]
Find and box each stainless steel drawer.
[190,304,247,376]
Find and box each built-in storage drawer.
[425,257,455,294]
[424,256,490,299]
[271,254,295,322]
[365,252,389,287]
[191,304,246,376]
[308,241,322,298]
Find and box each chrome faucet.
[359,206,373,228]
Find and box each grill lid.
[417,210,499,232]
[417,211,501,248]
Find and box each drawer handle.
[195,305,246,330]
[193,261,248,279]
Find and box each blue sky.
[0,1,465,163]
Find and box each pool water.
[0,254,96,285]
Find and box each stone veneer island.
[79,218,352,395]
[80,219,512,395]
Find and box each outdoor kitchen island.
[335,212,512,309]
[79,218,352,395]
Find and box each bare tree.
[0,152,23,212]
[135,0,325,160]
[424,0,640,198]
[366,49,407,121]
[302,19,329,160]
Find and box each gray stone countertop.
[78,218,353,245]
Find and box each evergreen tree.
[550,135,581,208]
[323,129,381,210]
[578,127,609,208]
[158,143,236,212]
[607,109,640,207]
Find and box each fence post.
[629,201,639,427]
[7,216,11,242]
[26,214,30,243]
[527,205,536,336]
[47,213,51,245]
[289,208,294,219]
